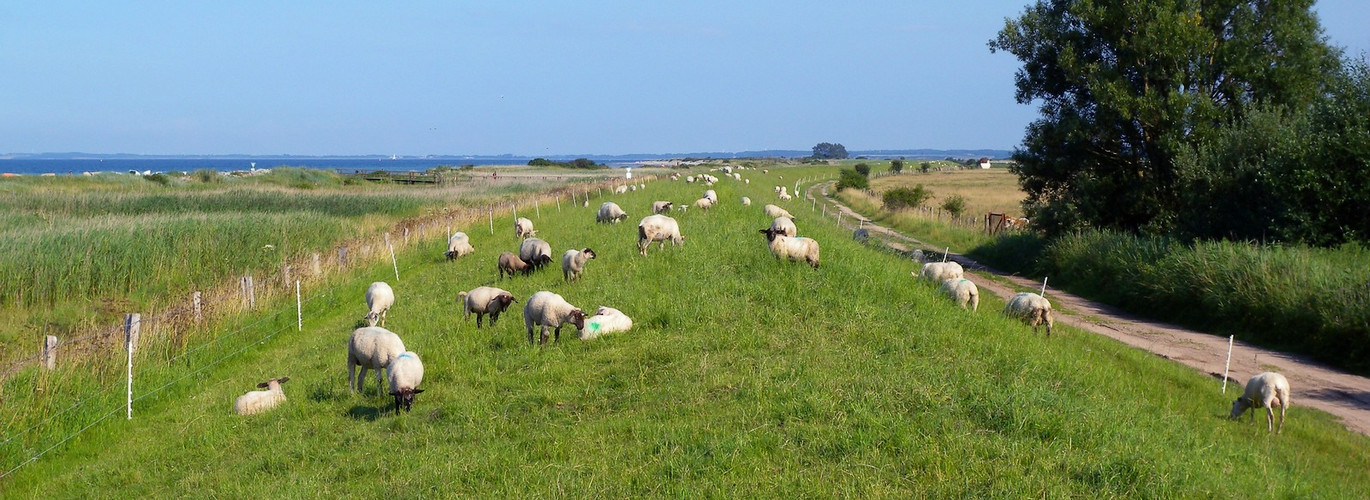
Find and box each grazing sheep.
[614,185,629,194]
[686,176,695,183]
[770,216,797,237]
[651,201,673,214]
[580,306,633,340]
[233,377,290,416]
[597,202,629,223]
[1002,292,1054,336]
[629,185,637,192]
[445,232,474,260]
[778,192,793,201]
[741,196,751,206]
[763,204,794,220]
[744,179,750,185]
[637,214,685,256]
[561,248,597,282]
[938,278,980,312]
[853,228,870,244]
[347,326,406,395]
[387,351,425,413]
[518,237,555,270]
[458,287,518,328]
[1230,372,1292,433]
[514,217,537,238]
[523,291,586,345]
[693,197,714,211]
[703,189,718,204]
[918,261,964,284]
[732,173,742,181]
[498,251,532,279]
[758,227,820,268]
[364,282,394,327]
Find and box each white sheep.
[561,248,597,282]
[347,326,406,395]
[693,197,714,211]
[1002,292,1054,336]
[387,351,425,413]
[1230,372,1292,433]
[523,290,586,345]
[758,227,820,268]
[778,192,793,201]
[233,377,290,416]
[763,204,794,220]
[514,217,537,238]
[741,196,751,206]
[458,286,518,328]
[686,176,695,183]
[445,232,474,260]
[703,189,718,204]
[597,201,629,223]
[651,201,673,214]
[770,216,797,237]
[364,282,394,327]
[637,214,685,256]
[614,185,629,194]
[580,306,633,340]
[518,237,555,270]
[938,278,980,312]
[918,261,964,284]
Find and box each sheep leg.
[357,366,369,393]
[375,367,385,397]
[527,326,535,345]
[539,325,550,345]
[1266,406,1275,433]
[1278,403,1286,434]
[348,360,357,393]
[476,313,484,329]
[490,311,500,326]
[554,326,561,342]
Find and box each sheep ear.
[278,377,289,384]
[412,389,424,394]
[389,391,401,396]
[257,382,269,388]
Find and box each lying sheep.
[938,278,980,312]
[388,351,425,413]
[597,202,629,223]
[758,227,820,268]
[348,326,405,395]
[763,204,794,220]
[741,196,751,206]
[703,189,718,204]
[364,282,394,327]
[918,261,964,284]
[233,377,290,416]
[523,291,586,345]
[514,217,537,238]
[770,216,797,237]
[445,232,474,260]
[519,237,555,270]
[581,306,633,340]
[1003,292,1054,336]
[638,214,684,256]
[614,185,628,194]
[693,198,714,211]
[498,251,532,279]
[458,286,518,328]
[1230,372,1292,433]
[778,192,793,201]
[651,201,673,214]
[561,248,597,282]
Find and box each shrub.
[142,173,170,186]
[920,162,931,174]
[854,163,871,177]
[835,169,869,191]
[941,194,967,217]
[882,185,931,210]
[890,159,904,174]
[192,169,221,183]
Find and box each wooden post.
[338,247,348,266]
[192,291,203,324]
[42,335,57,370]
[281,263,291,286]
[404,227,410,246]
[312,253,321,275]
[489,207,494,234]
[241,276,255,309]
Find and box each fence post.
[404,227,410,246]
[241,276,255,309]
[192,291,202,324]
[42,335,57,370]
[125,313,139,420]
[386,233,399,281]
[312,253,321,275]
[535,200,541,219]
[338,247,348,267]
[296,280,302,332]
[282,263,291,287]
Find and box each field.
[2,164,1368,496]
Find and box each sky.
[2,1,1368,157]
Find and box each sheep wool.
[561,248,597,282]
[519,238,554,270]
[523,291,586,345]
[348,326,406,395]
[1003,292,1054,336]
[514,218,537,238]
[758,227,820,268]
[763,204,794,220]
[233,377,290,416]
[364,282,395,327]
[637,214,684,256]
[918,262,964,284]
[581,306,633,340]
[388,351,425,413]
[445,232,475,260]
[597,202,629,223]
[1230,371,1292,433]
[498,251,532,279]
[458,286,518,328]
[770,217,798,237]
[938,278,980,312]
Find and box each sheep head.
[582,248,596,260]
[364,312,380,326]
[1229,397,1252,420]
[758,228,781,242]
[568,309,586,331]
[391,387,425,413]
[490,293,517,311]
[257,377,290,389]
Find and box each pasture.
[2,165,1368,496]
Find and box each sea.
[0,157,644,176]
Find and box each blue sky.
[3,1,1367,156]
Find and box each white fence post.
[1222,335,1235,394]
[125,313,140,420]
[386,233,399,281]
[296,280,302,331]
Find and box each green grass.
[2,164,1368,496]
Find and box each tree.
[853,163,871,177]
[941,195,967,218]
[990,0,1340,237]
[835,169,868,191]
[882,185,931,210]
[890,159,904,174]
[811,142,849,160]
[919,162,931,174]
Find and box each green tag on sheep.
[588,321,602,333]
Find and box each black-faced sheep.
[561,248,597,282]
[233,377,290,415]
[364,282,394,327]
[347,326,405,395]
[758,227,820,268]
[938,278,980,312]
[523,290,586,345]
[637,214,684,256]
[1230,371,1292,433]
[597,202,629,223]
[388,351,425,413]
[445,232,474,260]
[651,201,673,214]
[458,287,518,328]
[518,237,555,270]
[1003,292,1054,336]
[498,251,532,279]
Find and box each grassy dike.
[3,166,1368,496]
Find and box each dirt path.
[807,181,1370,436]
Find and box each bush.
[142,173,170,186]
[528,158,554,167]
[882,185,931,210]
[940,194,967,217]
[854,163,871,177]
[192,169,221,183]
[835,169,869,191]
[890,159,904,174]
[920,162,931,174]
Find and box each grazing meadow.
[2,165,1368,496]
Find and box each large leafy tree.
[811,142,849,159]
[990,0,1340,236]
